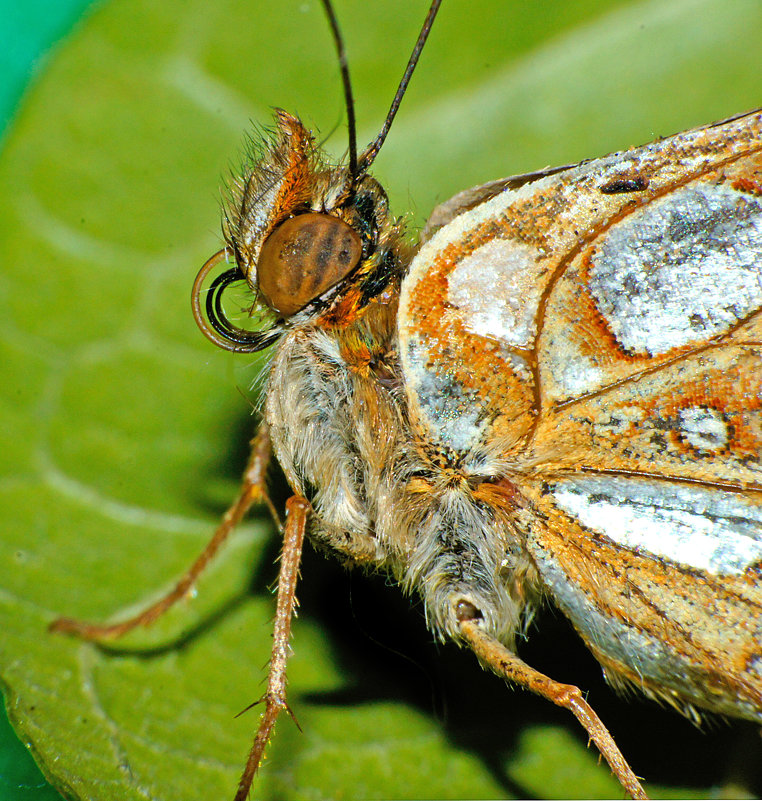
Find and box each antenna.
[357,0,442,176]
[320,0,358,176]
[321,0,443,183]
[191,1,445,354]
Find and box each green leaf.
[1,0,760,799]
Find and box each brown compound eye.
[257,212,363,316]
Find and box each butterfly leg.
[50,422,277,640]
[234,494,310,801]
[458,614,648,801]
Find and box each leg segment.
[459,617,648,801]
[234,494,310,801]
[50,423,275,641]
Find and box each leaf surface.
[1,0,760,798]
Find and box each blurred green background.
[1,4,98,798]
[0,1,760,800]
[0,0,97,137]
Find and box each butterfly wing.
[399,109,762,719]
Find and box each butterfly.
[51,1,762,798]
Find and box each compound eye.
[257,212,363,316]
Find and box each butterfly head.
[192,109,405,352]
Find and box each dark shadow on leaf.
[80,563,263,660]
[86,411,761,799]
[290,539,762,799]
